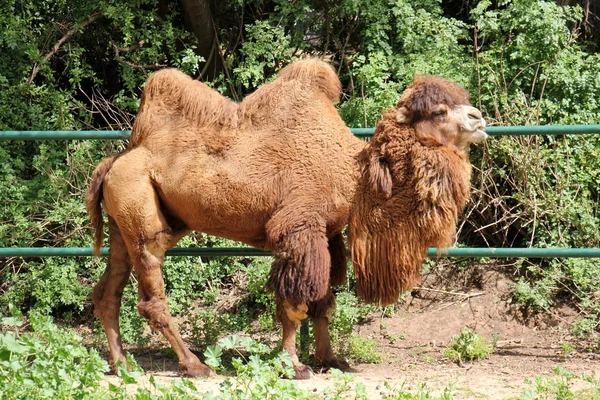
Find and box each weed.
[324,368,368,400]
[0,312,110,399]
[443,327,494,364]
[384,381,457,399]
[386,333,406,345]
[203,335,313,399]
[521,366,600,400]
[560,342,577,360]
[346,335,384,364]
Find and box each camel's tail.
[86,154,120,256]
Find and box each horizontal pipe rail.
[1,125,599,259]
[1,125,600,140]
[2,247,600,258]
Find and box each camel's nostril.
[468,113,480,120]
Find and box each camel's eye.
[431,109,446,118]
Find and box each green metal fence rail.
[1,124,600,259]
[1,124,600,140]
[2,247,600,258]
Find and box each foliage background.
[1,0,600,340]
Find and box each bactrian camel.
[87,59,486,379]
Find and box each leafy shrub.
[328,291,379,357]
[443,327,494,363]
[0,312,109,399]
[345,335,383,364]
[204,335,312,399]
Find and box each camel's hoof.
[293,364,314,380]
[317,358,350,373]
[180,360,215,377]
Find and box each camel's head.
[395,75,487,151]
[348,75,486,306]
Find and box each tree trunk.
[181,0,222,80]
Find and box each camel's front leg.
[277,299,313,379]
[309,290,350,372]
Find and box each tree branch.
[113,43,166,71]
[28,12,102,85]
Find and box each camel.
[86,59,486,379]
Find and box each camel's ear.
[395,107,411,124]
[359,147,392,199]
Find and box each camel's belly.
[153,167,276,247]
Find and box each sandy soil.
[102,263,600,399]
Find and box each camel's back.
[127,60,364,243]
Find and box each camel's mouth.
[461,127,488,144]
[473,129,488,142]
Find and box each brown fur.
[87,63,484,377]
[349,76,483,306]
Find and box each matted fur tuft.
[397,75,470,124]
[349,113,472,305]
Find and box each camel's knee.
[276,300,308,328]
[137,296,172,330]
[308,291,335,322]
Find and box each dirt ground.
[103,263,600,399]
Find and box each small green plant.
[203,335,312,399]
[323,368,368,400]
[520,366,600,400]
[345,336,384,364]
[443,327,494,364]
[384,381,456,400]
[385,333,406,345]
[571,316,597,338]
[560,342,577,360]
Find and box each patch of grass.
[443,327,494,364]
[521,366,600,400]
[346,335,384,364]
[384,381,457,400]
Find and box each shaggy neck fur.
[349,112,472,305]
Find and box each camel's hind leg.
[92,217,133,373]
[103,153,211,377]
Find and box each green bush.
[0,312,109,399]
[443,327,494,363]
[346,336,383,364]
